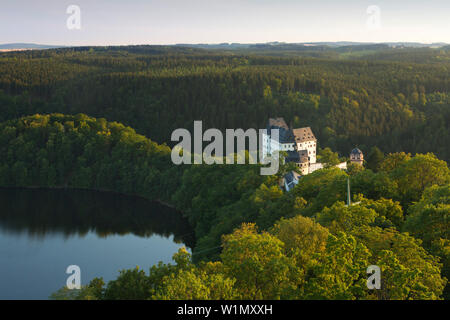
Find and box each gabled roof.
[285,171,301,185]
[292,127,316,143]
[268,117,289,130]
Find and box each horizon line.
[1,40,449,47]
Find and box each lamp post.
[347,177,351,206]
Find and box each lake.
[0,188,194,300]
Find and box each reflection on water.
[0,188,194,246]
[0,188,194,300]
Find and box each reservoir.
[0,188,194,299]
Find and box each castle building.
[292,127,317,164]
[350,148,364,166]
[286,149,310,175]
[263,117,319,177]
[262,118,317,165]
[263,117,356,192]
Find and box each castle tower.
[292,127,317,164]
[350,148,364,166]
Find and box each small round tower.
[350,148,364,165]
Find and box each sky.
[0,0,449,46]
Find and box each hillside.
[0,45,449,300]
[2,114,448,300]
[0,45,448,162]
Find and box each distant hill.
[174,42,448,50]
[1,42,447,52]
[0,43,65,51]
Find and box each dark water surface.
[0,188,194,300]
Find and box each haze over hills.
[0,43,65,51]
[0,42,448,52]
[175,41,449,49]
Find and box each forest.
[0,44,448,161]
[0,44,448,299]
[0,114,448,300]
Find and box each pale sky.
[1,0,449,45]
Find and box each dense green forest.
[0,114,176,199]
[0,45,448,299]
[0,45,449,161]
[0,114,448,299]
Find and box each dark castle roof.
[267,117,295,144]
[350,148,363,155]
[268,117,289,130]
[285,171,301,185]
[286,151,300,162]
[286,150,309,164]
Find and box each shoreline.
[0,185,178,210]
